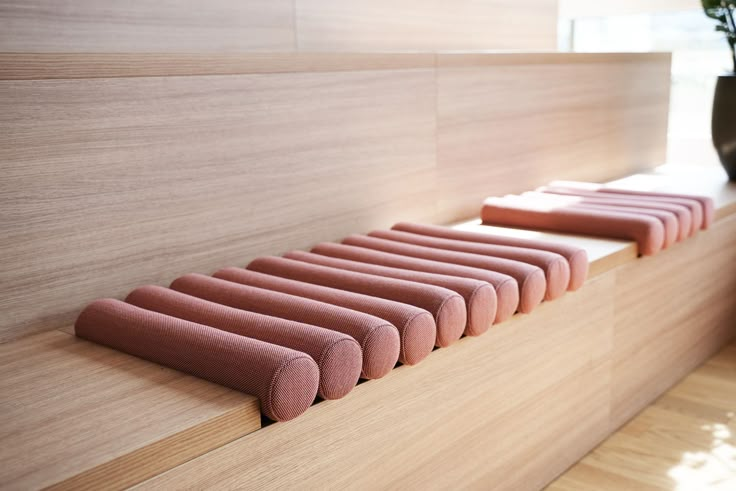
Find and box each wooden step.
[0,330,260,490]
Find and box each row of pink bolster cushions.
[75,182,713,422]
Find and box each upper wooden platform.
[2,164,734,489]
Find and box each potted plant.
[703,0,736,180]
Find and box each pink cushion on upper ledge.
[284,250,496,338]
[126,285,361,401]
[538,187,694,240]
[341,234,545,315]
[310,241,519,325]
[75,299,319,422]
[213,267,432,367]
[371,228,569,301]
[481,197,665,256]
[247,256,466,349]
[171,273,400,379]
[391,222,589,292]
[598,188,713,229]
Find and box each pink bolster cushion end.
[212,267,431,367]
[391,222,588,291]
[373,228,569,301]
[334,237,521,322]
[126,285,362,401]
[75,299,319,422]
[342,234,545,315]
[481,198,665,256]
[246,256,466,349]
[283,250,496,337]
[171,273,400,379]
[538,187,694,240]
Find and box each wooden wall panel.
[435,53,672,221]
[610,214,736,430]
[0,68,438,342]
[0,52,671,342]
[295,0,559,51]
[137,274,615,490]
[0,0,295,52]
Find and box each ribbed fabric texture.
[311,241,519,324]
[391,222,588,292]
[284,250,496,337]
[125,285,362,400]
[212,268,428,366]
[539,187,694,240]
[481,197,665,256]
[519,192,680,249]
[547,180,711,231]
[75,299,319,422]
[247,256,467,348]
[370,229,569,301]
[342,234,545,314]
[170,273,400,380]
[598,188,713,229]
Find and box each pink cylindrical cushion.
[539,187,693,240]
[341,234,544,314]
[284,250,496,337]
[213,268,433,366]
[599,188,713,229]
[548,181,709,231]
[171,274,399,379]
[368,231,547,313]
[561,203,678,249]
[75,299,319,422]
[126,285,361,401]
[247,257,466,348]
[481,198,665,256]
[391,222,588,291]
[371,229,568,301]
[309,242,519,325]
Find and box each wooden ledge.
[0,51,666,81]
[0,330,261,490]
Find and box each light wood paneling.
[0,0,295,52]
[137,274,615,491]
[0,68,437,343]
[435,53,672,221]
[0,330,261,490]
[549,342,736,491]
[610,213,736,430]
[295,0,558,51]
[0,52,436,80]
[0,52,672,343]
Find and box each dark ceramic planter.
[713,73,736,181]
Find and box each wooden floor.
[549,341,736,491]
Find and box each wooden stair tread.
[0,329,261,490]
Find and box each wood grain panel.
[137,274,615,491]
[0,52,436,81]
[0,330,260,490]
[0,69,437,342]
[549,342,736,491]
[610,214,736,430]
[0,0,295,52]
[295,0,558,51]
[435,53,672,221]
